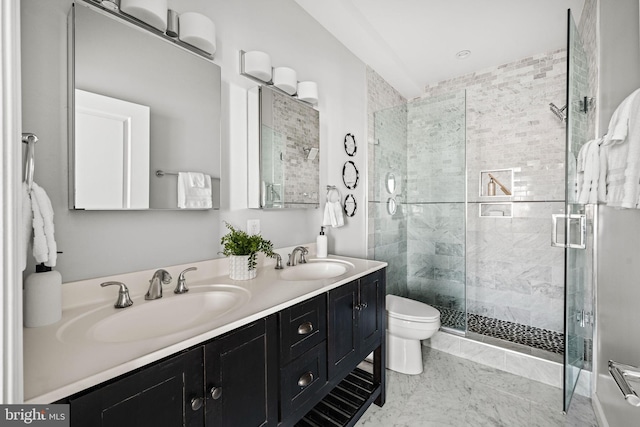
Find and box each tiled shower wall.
[422,49,568,333]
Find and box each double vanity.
[24,253,387,427]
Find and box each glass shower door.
[563,9,593,412]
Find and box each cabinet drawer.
[280,342,327,420]
[279,294,326,363]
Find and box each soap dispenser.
[24,263,62,327]
[487,178,496,196]
[316,226,327,258]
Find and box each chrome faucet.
[174,267,197,294]
[145,269,172,300]
[287,246,309,266]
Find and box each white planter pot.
[228,255,257,280]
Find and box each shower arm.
[487,173,511,196]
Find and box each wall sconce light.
[241,51,272,82]
[179,12,216,54]
[297,81,318,105]
[120,0,168,31]
[273,67,297,95]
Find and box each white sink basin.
[279,259,354,281]
[57,285,250,344]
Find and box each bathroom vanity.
[24,255,386,427]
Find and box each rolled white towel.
[31,182,57,267]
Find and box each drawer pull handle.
[210,386,222,400]
[297,371,314,387]
[297,321,314,335]
[191,397,204,411]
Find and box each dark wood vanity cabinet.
[68,346,204,427]
[327,269,385,380]
[64,269,386,427]
[204,317,278,427]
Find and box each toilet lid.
[386,294,440,322]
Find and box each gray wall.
[21,0,367,282]
[595,0,640,425]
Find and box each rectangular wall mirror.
[69,1,221,210]
[248,85,320,209]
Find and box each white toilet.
[386,294,441,375]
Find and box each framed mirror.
[342,161,359,190]
[248,85,320,209]
[344,133,357,156]
[69,2,221,210]
[344,194,357,217]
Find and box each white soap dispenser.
[316,226,327,258]
[24,263,62,327]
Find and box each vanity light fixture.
[297,81,318,105]
[100,0,120,11]
[120,0,168,31]
[179,12,216,54]
[241,51,272,82]
[165,9,179,37]
[273,67,298,95]
[455,49,471,59]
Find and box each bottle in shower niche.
[24,263,62,327]
[488,178,496,196]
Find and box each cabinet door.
[358,269,385,356]
[69,347,204,427]
[204,316,277,427]
[327,281,358,379]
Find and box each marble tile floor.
[355,347,598,427]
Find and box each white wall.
[21,0,368,282]
[595,0,640,425]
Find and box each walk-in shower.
[370,47,570,360]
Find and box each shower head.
[549,103,567,123]
[304,147,318,160]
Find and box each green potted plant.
[220,221,275,280]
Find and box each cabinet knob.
[210,386,222,400]
[297,321,314,335]
[297,371,314,387]
[191,397,204,411]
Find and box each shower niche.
[479,169,513,197]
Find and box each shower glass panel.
[564,10,593,412]
[372,91,466,332]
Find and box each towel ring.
[326,185,341,203]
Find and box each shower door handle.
[551,214,586,249]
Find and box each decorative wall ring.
[344,194,357,217]
[342,161,359,189]
[344,133,357,156]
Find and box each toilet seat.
[386,294,440,322]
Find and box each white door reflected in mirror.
[75,89,150,209]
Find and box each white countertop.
[23,252,386,403]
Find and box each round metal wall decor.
[344,133,357,156]
[344,194,357,217]
[342,161,359,189]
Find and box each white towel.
[178,172,212,209]
[21,182,32,271]
[322,188,344,228]
[30,182,57,267]
[577,138,602,204]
